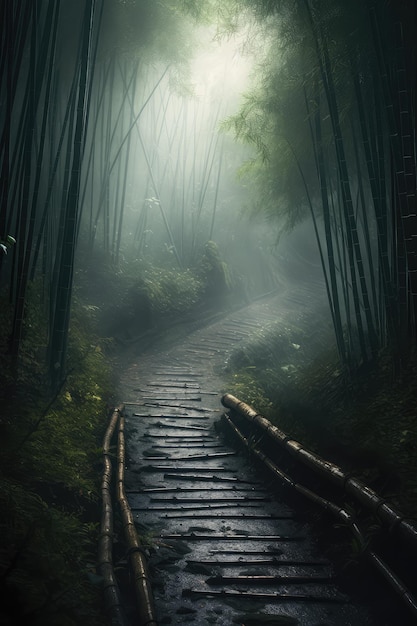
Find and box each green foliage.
[0,281,50,409]
[227,320,305,368]
[220,0,417,370]
[220,2,322,225]
[176,0,216,22]
[225,317,417,518]
[226,370,274,418]
[225,320,309,425]
[15,297,111,492]
[0,479,102,626]
[0,296,113,625]
[199,241,234,297]
[140,262,203,315]
[76,247,246,343]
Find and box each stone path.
[119,293,375,625]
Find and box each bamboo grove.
[227,0,417,369]
[0,1,248,391]
[1,0,416,393]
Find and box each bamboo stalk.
[182,588,344,603]
[312,83,347,363]
[50,0,97,389]
[206,574,333,585]
[220,408,417,619]
[221,393,417,549]
[117,413,158,626]
[98,406,128,626]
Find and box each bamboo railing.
[221,393,417,547]
[117,413,158,626]
[99,405,158,626]
[221,393,417,619]
[98,406,128,626]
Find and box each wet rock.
[143,448,167,457]
[176,606,197,615]
[149,546,180,566]
[225,598,262,611]
[185,561,213,575]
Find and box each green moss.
[0,296,113,625]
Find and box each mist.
[72,9,305,345]
[3,0,415,407]
[2,3,417,625]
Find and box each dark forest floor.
[284,347,417,518]
[224,287,417,521]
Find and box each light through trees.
[2,0,416,391]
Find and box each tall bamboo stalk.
[50,0,97,388]
[10,0,60,361]
[313,85,347,363]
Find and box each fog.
[2,6,416,622]
[4,0,406,378]
[67,5,329,354]
[76,15,316,325]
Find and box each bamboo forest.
[1,1,416,624]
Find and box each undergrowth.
[75,243,244,343]
[0,292,113,626]
[0,249,243,626]
[224,321,417,519]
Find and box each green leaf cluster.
[140,263,203,315]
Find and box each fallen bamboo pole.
[221,393,417,549]
[117,412,158,626]
[221,411,417,620]
[98,406,128,626]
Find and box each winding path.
[119,292,374,625]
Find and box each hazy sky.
[189,26,254,108]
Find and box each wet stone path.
[120,295,374,625]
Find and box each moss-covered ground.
[0,299,114,625]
